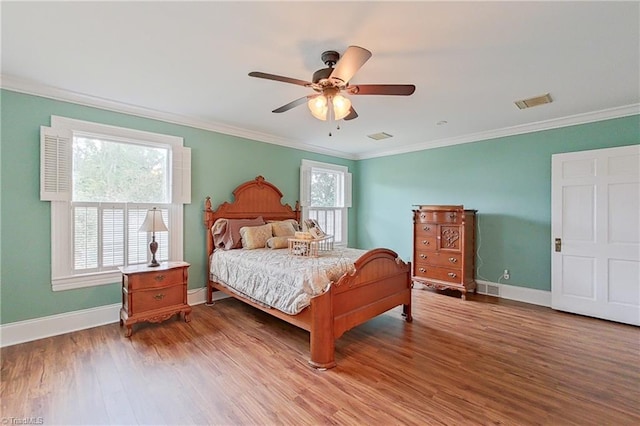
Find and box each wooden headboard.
[204,176,301,257]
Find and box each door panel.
[561,256,595,298]
[552,145,640,326]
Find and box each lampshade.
[139,208,168,233]
[307,94,352,121]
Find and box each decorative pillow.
[271,220,297,237]
[266,236,290,249]
[225,217,265,249]
[268,219,301,232]
[211,218,229,249]
[239,223,273,249]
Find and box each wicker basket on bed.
[288,235,334,257]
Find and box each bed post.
[403,262,413,322]
[204,196,215,305]
[308,289,336,369]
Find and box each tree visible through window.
[73,137,168,203]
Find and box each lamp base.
[148,238,160,267]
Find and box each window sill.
[52,271,121,291]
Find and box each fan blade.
[249,71,311,87]
[344,107,358,121]
[329,46,372,84]
[347,84,416,96]
[272,95,317,113]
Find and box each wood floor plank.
[1,289,639,425]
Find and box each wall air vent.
[367,132,393,141]
[514,93,553,110]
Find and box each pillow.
[211,219,229,249]
[268,219,301,231]
[271,220,297,237]
[224,216,264,250]
[266,236,290,249]
[239,223,273,249]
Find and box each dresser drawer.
[131,284,184,312]
[415,251,462,268]
[416,210,462,224]
[415,223,437,236]
[415,236,437,250]
[127,268,185,291]
[413,263,463,284]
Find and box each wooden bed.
[204,176,412,369]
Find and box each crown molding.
[2,74,635,162]
[0,74,356,160]
[356,104,640,160]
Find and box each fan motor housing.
[312,67,333,84]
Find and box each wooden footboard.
[308,248,412,369]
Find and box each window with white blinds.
[41,116,190,291]
[300,160,352,246]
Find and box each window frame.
[300,159,352,246]
[45,116,189,291]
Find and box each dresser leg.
[183,310,192,323]
[124,326,133,337]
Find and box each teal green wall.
[2,88,638,325]
[356,116,640,291]
[0,90,356,324]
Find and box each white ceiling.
[2,1,639,159]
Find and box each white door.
[551,145,640,326]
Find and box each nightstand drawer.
[127,268,185,291]
[131,284,184,312]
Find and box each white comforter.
[210,247,366,314]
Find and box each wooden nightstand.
[119,261,192,337]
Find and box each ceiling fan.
[249,46,416,122]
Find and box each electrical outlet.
[503,269,510,280]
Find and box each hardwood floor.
[1,289,639,425]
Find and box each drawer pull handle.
[420,213,426,219]
[422,240,430,245]
[423,226,430,231]
[419,268,426,273]
[448,257,457,263]
[154,293,166,300]
[154,275,165,282]
[420,254,427,259]
[447,272,457,278]
[449,213,457,219]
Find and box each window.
[41,116,190,291]
[300,160,352,245]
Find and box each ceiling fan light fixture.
[308,95,328,120]
[332,94,352,121]
[308,94,351,121]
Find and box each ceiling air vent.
[367,132,393,141]
[514,93,553,110]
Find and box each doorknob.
[555,238,562,252]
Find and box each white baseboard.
[476,279,551,307]
[0,286,227,348]
[1,282,548,348]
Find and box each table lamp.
[139,207,168,267]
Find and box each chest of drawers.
[119,261,192,336]
[412,205,477,299]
